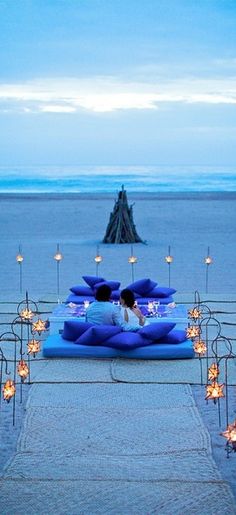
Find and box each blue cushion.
[82,275,105,288]
[70,285,94,295]
[127,278,157,296]
[75,325,122,346]
[139,322,175,340]
[94,280,121,291]
[148,286,176,298]
[104,332,150,350]
[161,329,187,344]
[110,289,121,300]
[62,321,93,341]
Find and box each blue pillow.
[62,321,93,341]
[139,322,175,341]
[104,332,150,350]
[161,329,187,344]
[82,275,105,288]
[148,286,176,298]
[110,289,121,300]
[94,280,121,291]
[127,278,157,296]
[75,325,122,346]
[70,285,94,295]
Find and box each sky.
[0,0,236,167]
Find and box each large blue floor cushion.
[43,319,194,359]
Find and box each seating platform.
[43,334,194,360]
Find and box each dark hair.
[120,288,135,308]
[95,284,112,301]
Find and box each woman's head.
[95,284,112,301]
[120,288,135,308]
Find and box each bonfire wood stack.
[103,185,143,244]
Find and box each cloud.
[40,104,77,113]
[0,75,236,113]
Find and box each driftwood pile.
[103,186,143,244]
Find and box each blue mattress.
[66,293,174,305]
[43,334,194,360]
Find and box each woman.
[120,288,147,328]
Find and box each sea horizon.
[0,165,236,193]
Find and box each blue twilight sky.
[0,0,236,166]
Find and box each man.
[86,284,139,331]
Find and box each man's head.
[95,284,112,302]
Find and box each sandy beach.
[0,192,236,513]
[0,192,235,296]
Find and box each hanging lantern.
[208,363,220,381]
[32,319,47,335]
[188,307,202,321]
[221,420,236,452]
[205,381,225,403]
[20,308,34,321]
[17,359,29,382]
[186,325,200,339]
[27,339,41,357]
[3,379,16,403]
[193,339,207,356]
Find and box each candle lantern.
[32,319,47,335]
[208,363,220,381]
[193,339,207,356]
[3,379,16,403]
[17,359,29,382]
[205,381,225,403]
[186,325,200,340]
[20,308,34,321]
[221,420,236,453]
[188,307,202,321]
[27,339,41,357]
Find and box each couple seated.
[86,284,148,331]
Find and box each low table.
[49,303,188,335]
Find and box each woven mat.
[1,372,236,514]
[111,357,236,385]
[0,479,235,515]
[17,405,210,455]
[5,450,221,481]
[26,382,195,408]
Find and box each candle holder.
[204,246,213,294]
[54,243,63,303]
[128,245,137,282]
[16,244,24,293]
[165,245,173,287]
[94,245,103,276]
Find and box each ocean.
[0,165,236,193]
